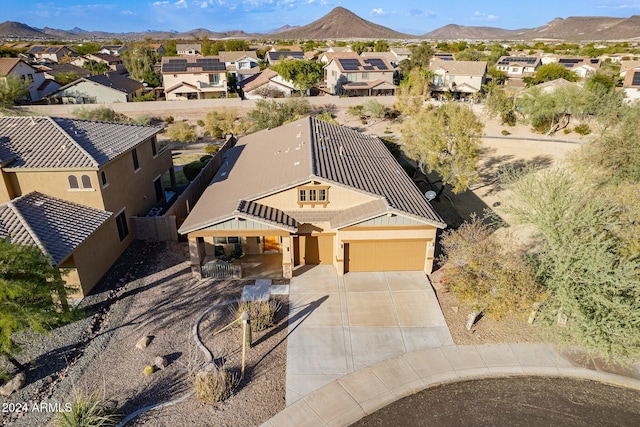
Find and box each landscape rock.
[0,371,26,396]
[136,335,153,349]
[154,356,168,370]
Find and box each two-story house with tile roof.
[0,117,176,296]
[179,117,445,280]
[430,59,487,99]
[218,51,260,82]
[0,57,53,102]
[324,56,396,96]
[25,45,75,64]
[161,56,227,100]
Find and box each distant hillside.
[524,16,640,40]
[0,21,46,38]
[271,7,413,40]
[269,25,300,35]
[424,24,524,40]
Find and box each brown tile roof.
[84,72,144,94]
[0,58,21,76]
[237,200,298,231]
[0,116,161,169]
[329,56,394,73]
[431,59,488,76]
[240,68,280,92]
[178,117,445,234]
[218,51,258,63]
[0,192,111,265]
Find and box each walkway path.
[262,343,640,427]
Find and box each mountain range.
[2,7,640,41]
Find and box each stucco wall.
[256,181,376,212]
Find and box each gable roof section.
[0,58,22,76]
[431,59,487,76]
[84,72,143,94]
[161,56,225,73]
[620,60,640,75]
[329,56,394,73]
[179,117,445,234]
[0,192,112,265]
[218,51,259,63]
[0,116,160,169]
[266,51,305,62]
[237,200,298,231]
[241,69,292,92]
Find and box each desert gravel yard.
[2,241,288,427]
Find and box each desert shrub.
[129,115,151,125]
[55,392,118,427]
[183,161,206,181]
[439,215,544,319]
[200,155,212,163]
[194,363,237,403]
[165,121,197,144]
[133,92,156,102]
[165,115,174,124]
[73,106,117,122]
[363,99,386,118]
[564,128,572,134]
[205,144,221,155]
[347,105,364,116]
[143,365,155,376]
[314,111,337,124]
[501,129,510,136]
[232,299,280,333]
[574,123,591,135]
[501,109,517,126]
[197,119,205,127]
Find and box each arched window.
[81,175,92,189]
[68,175,79,189]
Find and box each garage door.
[304,235,334,265]
[346,240,427,272]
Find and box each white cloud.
[371,8,386,15]
[174,0,188,8]
[597,3,640,9]
[472,11,499,22]
[121,10,136,15]
[153,1,170,5]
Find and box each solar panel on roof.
[632,72,640,86]
[590,59,599,64]
[338,58,361,70]
[363,65,374,70]
[559,58,581,64]
[47,47,58,53]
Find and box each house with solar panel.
[218,51,260,83]
[540,56,601,79]
[161,56,228,100]
[621,60,640,101]
[495,56,542,89]
[179,117,445,281]
[323,56,396,96]
[25,45,75,64]
[0,117,176,297]
[430,59,487,100]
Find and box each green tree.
[517,85,585,134]
[484,88,517,126]
[54,71,79,85]
[394,67,433,116]
[121,41,161,86]
[408,42,433,69]
[205,108,248,138]
[0,239,71,370]
[274,59,323,94]
[164,40,177,56]
[523,63,578,86]
[502,167,640,361]
[246,98,311,132]
[82,60,109,75]
[73,42,101,55]
[0,75,30,107]
[224,40,249,51]
[165,121,197,143]
[374,40,389,52]
[401,102,484,195]
[486,66,507,85]
[201,36,214,56]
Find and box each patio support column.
[188,236,205,279]
[424,240,436,274]
[281,235,293,279]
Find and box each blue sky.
[5,0,640,35]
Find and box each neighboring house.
[161,56,227,100]
[324,56,396,96]
[533,78,578,94]
[544,57,601,78]
[0,192,113,298]
[47,72,144,104]
[430,59,487,99]
[360,51,400,68]
[0,116,175,295]
[0,57,51,101]
[37,63,91,82]
[84,53,126,71]
[318,50,360,65]
[149,43,166,56]
[496,56,541,77]
[25,45,74,63]
[218,51,260,82]
[176,44,201,55]
[99,45,128,56]
[265,50,305,65]
[432,53,455,62]
[326,46,352,53]
[390,47,411,63]
[622,66,640,101]
[179,117,445,280]
[240,68,296,99]
[620,60,640,78]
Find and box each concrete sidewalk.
[263,343,640,427]
[285,267,453,405]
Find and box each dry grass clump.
[194,363,237,403]
[55,392,119,427]
[232,299,281,333]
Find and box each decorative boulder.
[136,336,153,349]
[154,356,168,370]
[0,372,26,396]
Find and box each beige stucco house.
[324,56,396,96]
[47,72,144,104]
[25,45,75,64]
[430,59,487,99]
[179,117,446,280]
[161,56,227,100]
[0,57,52,102]
[240,68,296,99]
[0,116,176,296]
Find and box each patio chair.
[231,243,243,259]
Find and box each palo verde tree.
[517,85,585,135]
[0,239,71,371]
[0,75,30,108]
[400,102,484,195]
[246,98,311,133]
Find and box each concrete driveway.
[286,266,453,405]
